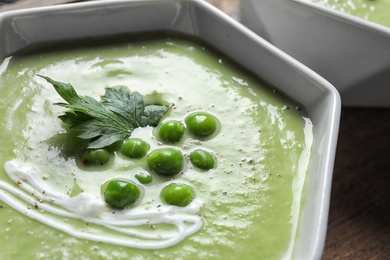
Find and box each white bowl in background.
[240,0,390,107]
[0,0,340,259]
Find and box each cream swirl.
[0,160,203,249]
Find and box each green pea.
[147,148,184,176]
[80,148,111,167]
[190,149,215,170]
[160,183,195,207]
[185,112,218,136]
[120,138,150,158]
[102,179,141,209]
[135,171,153,184]
[158,120,185,143]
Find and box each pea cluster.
[79,111,219,210]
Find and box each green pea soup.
[308,0,390,27]
[0,34,313,259]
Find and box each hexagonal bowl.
[240,0,390,107]
[0,0,340,259]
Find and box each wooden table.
[323,108,390,260]
[1,0,389,259]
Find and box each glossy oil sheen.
[0,34,313,259]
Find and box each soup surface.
[0,35,313,259]
[308,0,390,27]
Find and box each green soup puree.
[0,34,313,259]
[309,0,390,27]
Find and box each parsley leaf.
[39,75,169,149]
[100,87,169,128]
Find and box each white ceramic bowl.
[0,0,340,259]
[240,0,390,107]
